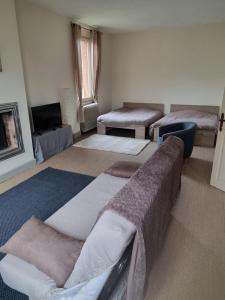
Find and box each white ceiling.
[30,0,225,33]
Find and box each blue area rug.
[0,167,95,300]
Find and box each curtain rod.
[71,20,98,31]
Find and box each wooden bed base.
[97,122,146,139]
[97,102,164,139]
[123,102,164,111]
[152,104,219,147]
[153,126,217,147]
[170,104,219,115]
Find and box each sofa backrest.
[130,135,184,211]
[103,136,184,299]
[106,135,184,225]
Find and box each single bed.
[150,104,220,147]
[97,102,164,139]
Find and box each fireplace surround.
[0,102,24,161]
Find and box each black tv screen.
[32,103,62,133]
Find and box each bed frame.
[153,104,220,147]
[97,102,164,139]
[170,104,219,115]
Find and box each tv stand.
[32,125,73,163]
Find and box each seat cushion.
[46,173,129,241]
[46,174,128,240]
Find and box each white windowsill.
[82,99,97,107]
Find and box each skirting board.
[0,158,36,183]
[73,131,81,141]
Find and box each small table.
[32,125,73,163]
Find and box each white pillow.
[65,211,136,288]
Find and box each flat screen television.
[31,103,62,133]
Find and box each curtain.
[91,30,102,102]
[71,23,84,123]
[71,23,101,123]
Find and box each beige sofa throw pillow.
[104,161,142,178]
[0,217,84,287]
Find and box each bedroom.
[0,0,225,299]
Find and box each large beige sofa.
[0,136,184,300]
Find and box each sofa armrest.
[98,238,134,300]
[0,254,62,299]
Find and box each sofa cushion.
[0,217,84,287]
[65,211,136,288]
[46,173,129,241]
[105,161,142,178]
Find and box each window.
[81,29,92,103]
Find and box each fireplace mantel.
[0,102,24,161]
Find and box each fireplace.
[0,103,24,161]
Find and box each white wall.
[0,0,34,181]
[16,0,80,133]
[16,0,112,134]
[111,24,225,112]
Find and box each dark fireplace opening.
[0,122,8,150]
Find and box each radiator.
[80,102,99,133]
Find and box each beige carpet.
[73,134,150,155]
[0,139,225,300]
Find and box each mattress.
[151,109,219,131]
[97,107,163,127]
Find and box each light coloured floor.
[0,139,225,300]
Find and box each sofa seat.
[0,173,129,300]
[46,173,128,241]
